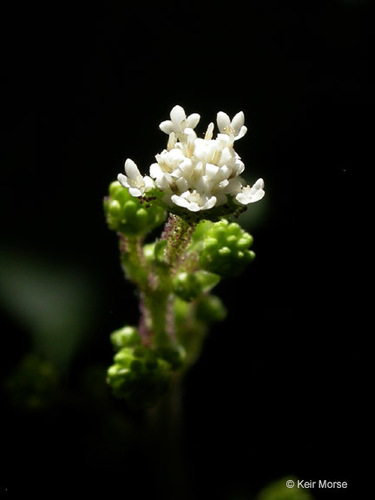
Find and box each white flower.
[217,111,247,140]
[171,190,217,212]
[235,178,265,205]
[159,105,200,138]
[117,106,265,213]
[117,158,155,197]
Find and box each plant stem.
[120,216,197,349]
[138,215,196,348]
[143,290,173,348]
[119,234,148,290]
[146,374,189,500]
[162,214,196,271]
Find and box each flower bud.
[110,326,142,351]
[199,219,255,277]
[173,270,220,301]
[107,345,172,409]
[154,345,186,370]
[195,294,227,323]
[104,181,166,236]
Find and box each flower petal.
[205,163,219,179]
[234,125,247,141]
[251,178,265,201]
[176,177,189,192]
[117,173,129,188]
[231,111,245,134]
[171,193,191,209]
[170,105,186,124]
[186,112,200,129]
[217,111,231,133]
[128,187,143,197]
[124,158,141,179]
[201,196,217,210]
[150,162,163,179]
[159,120,174,134]
[143,176,155,191]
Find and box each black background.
[1,1,371,498]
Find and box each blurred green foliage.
[256,477,315,500]
[0,248,99,370]
[4,353,60,410]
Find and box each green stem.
[143,291,173,348]
[145,374,189,500]
[119,234,149,290]
[120,216,197,350]
[146,215,197,347]
[162,215,196,271]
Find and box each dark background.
[1,1,371,498]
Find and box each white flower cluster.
[118,105,265,213]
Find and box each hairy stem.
[120,216,197,349]
[161,214,196,270]
[143,291,173,348]
[119,234,148,290]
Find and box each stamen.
[204,122,214,140]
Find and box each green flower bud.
[123,199,138,218]
[195,294,227,323]
[107,345,172,409]
[174,296,191,324]
[141,240,170,271]
[110,326,142,351]
[114,347,136,366]
[154,345,186,370]
[173,270,220,301]
[199,219,255,277]
[190,220,213,248]
[108,199,121,217]
[104,181,166,236]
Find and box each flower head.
[118,105,265,216]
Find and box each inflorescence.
[104,105,265,409]
[117,105,265,217]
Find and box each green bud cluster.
[107,326,185,409]
[107,347,171,410]
[104,181,166,236]
[199,219,255,277]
